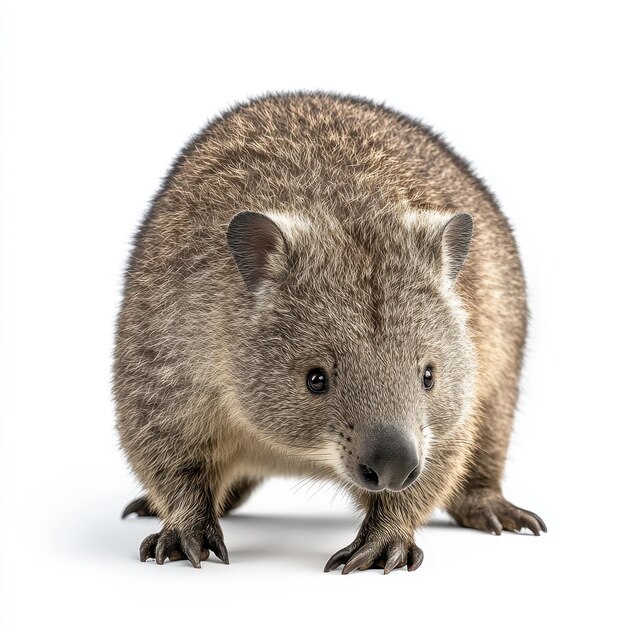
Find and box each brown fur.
[114,92,545,572]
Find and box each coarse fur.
[114,92,546,573]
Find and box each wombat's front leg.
[325,493,424,575]
[137,462,228,568]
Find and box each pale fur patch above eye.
[263,211,311,241]
[402,210,419,228]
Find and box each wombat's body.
[115,93,545,573]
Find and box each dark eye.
[423,366,434,390]
[307,368,329,394]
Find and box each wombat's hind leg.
[122,479,261,520]
[220,478,261,516]
[448,364,547,536]
[447,488,547,536]
[121,495,157,519]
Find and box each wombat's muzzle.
[355,424,420,492]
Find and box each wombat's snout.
[355,424,420,492]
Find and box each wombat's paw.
[122,496,157,519]
[324,534,424,575]
[139,527,229,568]
[449,489,547,536]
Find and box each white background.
[1,1,624,624]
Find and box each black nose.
[356,424,420,492]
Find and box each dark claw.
[383,544,404,574]
[407,545,424,571]
[523,509,547,533]
[485,511,503,535]
[342,546,375,575]
[181,536,202,568]
[122,496,156,519]
[209,537,230,564]
[518,511,541,536]
[155,530,177,565]
[324,545,355,572]
[139,533,159,561]
[498,504,546,536]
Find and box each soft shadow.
[221,513,359,563]
[62,501,467,567]
[425,518,458,528]
[223,512,358,528]
[61,505,363,565]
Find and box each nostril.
[402,464,420,489]
[359,464,379,487]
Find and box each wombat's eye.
[307,368,329,394]
[423,366,434,390]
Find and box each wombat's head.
[227,208,476,492]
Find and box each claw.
[342,545,376,575]
[139,533,159,562]
[156,529,181,565]
[407,545,424,571]
[485,511,503,535]
[155,535,167,564]
[209,537,230,564]
[324,546,354,572]
[122,496,155,519]
[181,536,202,568]
[383,544,404,574]
[523,509,547,533]
[518,511,541,536]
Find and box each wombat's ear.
[441,213,473,284]
[226,211,288,292]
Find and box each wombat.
[115,92,546,574]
